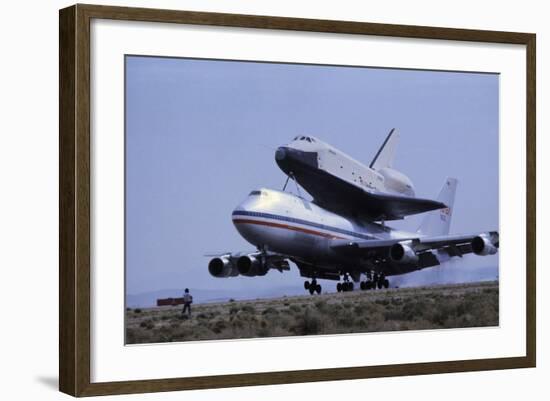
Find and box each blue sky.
[125,56,499,296]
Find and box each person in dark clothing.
[181,288,193,317]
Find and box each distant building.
[156,297,185,307]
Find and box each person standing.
[181,288,193,317]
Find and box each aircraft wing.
[330,231,499,271]
[293,165,446,221]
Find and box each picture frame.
[59,3,536,397]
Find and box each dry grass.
[125,281,498,344]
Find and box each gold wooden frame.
[59,4,536,396]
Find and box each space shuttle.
[275,129,446,221]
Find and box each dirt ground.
[125,281,498,344]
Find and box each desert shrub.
[384,310,407,321]
[314,300,327,311]
[293,309,323,335]
[228,298,236,302]
[401,299,429,321]
[139,320,154,330]
[230,318,244,330]
[262,307,278,315]
[327,303,343,313]
[375,299,390,306]
[210,319,227,334]
[241,305,255,314]
[337,310,355,328]
[289,304,301,313]
[353,305,366,315]
[391,297,403,306]
[126,329,136,343]
[257,327,271,337]
[134,308,142,314]
[229,306,240,315]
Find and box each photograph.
[124,55,500,345]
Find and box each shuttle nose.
[275,146,318,175]
[275,146,287,161]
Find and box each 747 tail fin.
[417,178,458,237]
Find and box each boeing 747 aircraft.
[208,134,499,294]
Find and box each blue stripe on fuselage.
[232,210,375,240]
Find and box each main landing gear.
[336,274,354,292]
[359,273,389,290]
[304,279,321,295]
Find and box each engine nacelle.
[390,242,419,264]
[237,255,269,276]
[472,234,498,256]
[208,257,239,278]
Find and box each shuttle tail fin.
[369,128,399,170]
[417,178,458,237]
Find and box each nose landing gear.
[304,279,321,295]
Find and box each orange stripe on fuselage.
[232,218,346,240]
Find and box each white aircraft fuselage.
[233,188,419,277]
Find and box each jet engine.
[237,254,269,276]
[389,242,419,264]
[471,234,498,256]
[208,257,239,278]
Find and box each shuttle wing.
[295,165,446,220]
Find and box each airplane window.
[306,137,312,142]
[300,136,305,140]
[249,190,261,196]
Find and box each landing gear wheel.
[336,283,342,292]
[360,281,366,291]
[304,281,310,290]
[316,284,322,294]
[383,279,389,289]
[309,286,315,295]
[365,281,372,290]
[377,280,383,289]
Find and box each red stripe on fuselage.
[232,218,346,240]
